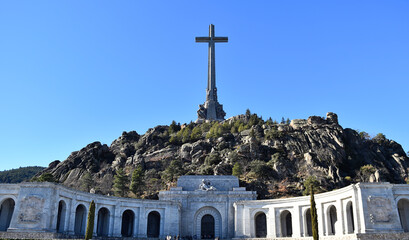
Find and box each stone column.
[138,206,146,238]
[93,205,98,236]
[110,205,118,237]
[64,198,72,234]
[317,202,326,237]
[267,207,276,238]
[292,205,301,237]
[243,207,251,237]
[352,185,361,233]
[67,199,77,235]
[133,207,140,237]
[233,203,243,238]
[50,188,59,232]
[355,184,366,233]
[336,199,344,235]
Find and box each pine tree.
[80,172,93,192]
[310,186,319,240]
[85,200,95,240]
[113,168,129,197]
[232,163,243,178]
[130,166,144,197]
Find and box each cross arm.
[214,37,228,42]
[196,37,211,42]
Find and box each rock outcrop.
[36,112,409,199]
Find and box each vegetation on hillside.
[0,166,45,183]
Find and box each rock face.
[36,112,409,199]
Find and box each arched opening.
[147,211,160,238]
[255,212,267,238]
[195,207,222,239]
[280,210,292,237]
[0,198,15,231]
[305,208,312,237]
[97,207,110,237]
[346,201,355,233]
[328,205,337,235]
[74,204,87,236]
[201,214,215,239]
[56,200,66,233]
[398,199,409,232]
[121,210,134,237]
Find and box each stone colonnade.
[234,183,409,238]
[0,182,179,238]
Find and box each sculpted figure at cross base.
[199,179,217,191]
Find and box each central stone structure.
[196,24,227,122]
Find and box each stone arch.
[254,212,267,238]
[304,208,312,237]
[0,198,15,231]
[56,200,67,233]
[121,209,134,237]
[147,211,160,238]
[327,205,337,235]
[194,207,222,239]
[398,198,409,232]
[346,201,355,233]
[280,210,292,237]
[97,207,110,237]
[74,204,87,236]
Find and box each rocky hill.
[36,112,409,199]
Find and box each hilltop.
[35,112,409,199]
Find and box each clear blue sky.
[0,1,408,171]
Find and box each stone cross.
[195,24,227,122]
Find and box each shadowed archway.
[255,212,267,238]
[74,204,86,236]
[0,198,15,231]
[121,210,134,237]
[56,200,66,233]
[201,214,215,239]
[97,207,110,237]
[280,210,292,237]
[398,199,409,232]
[147,211,160,238]
[328,205,337,235]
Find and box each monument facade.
[2,177,409,239]
[196,24,227,122]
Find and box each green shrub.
[162,160,185,182]
[249,160,272,179]
[169,120,181,134]
[113,168,129,197]
[303,176,319,195]
[130,166,144,197]
[232,163,243,177]
[37,173,57,183]
[190,126,202,141]
[205,153,222,165]
[373,133,386,143]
